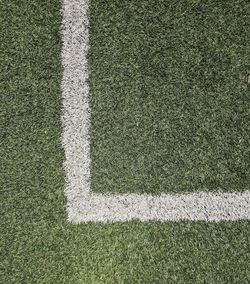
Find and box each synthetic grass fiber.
[1,0,250,283]
[89,0,250,194]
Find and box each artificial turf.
[1,0,250,283]
[89,0,250,194]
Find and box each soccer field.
[1,0,250,282]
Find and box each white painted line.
[61,0,250,223]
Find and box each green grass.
[89,0,250,194]
[1,0,250,283]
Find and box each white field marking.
[61,0,250,223]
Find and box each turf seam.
[61,0,250,223]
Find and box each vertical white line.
[61,0,91,217]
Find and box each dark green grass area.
[89,0,250,193]
[1,0,250,283]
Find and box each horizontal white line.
[61,0,250,223]
[67,192,250,223]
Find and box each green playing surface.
[89,0,250,194]
[1,0,250,283]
